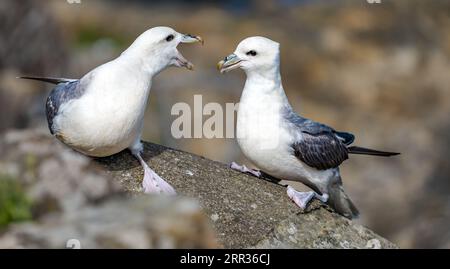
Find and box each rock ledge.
[0,129,396,249]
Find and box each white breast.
[237,82,292,172]
[236,82,332,189]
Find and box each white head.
[217,36,280,76]
[123,26,203,74]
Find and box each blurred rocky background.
[0,129,218,248]
[0,0,449,248]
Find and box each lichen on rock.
[0,175,32,228]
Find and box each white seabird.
[20,26,203,195]
[217,36,399,219]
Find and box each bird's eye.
[166,34,174,42]
[246,50,257,56]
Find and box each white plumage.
[218,36,400,219]
[21,26,203,195]
[234,38,334,192]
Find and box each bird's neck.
[242,69,290,107]
[120,48,167,77]
[245,66,282,87]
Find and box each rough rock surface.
[98,135,397,249]
[0,129,396,248]
[0,129,217,249]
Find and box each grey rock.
[0,129,217,249]
[0,129,397,248]
[98,138,397,249]
[0,196,217,249]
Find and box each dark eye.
[246,50,257,56]
[166,34,174,42]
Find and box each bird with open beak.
[19,26,203,195]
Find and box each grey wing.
[293,132,349,170]
[292,119,353,170]
[46,80,83,134]
[283,107,355,170]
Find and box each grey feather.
[292,133,349,170]
[283,106,352,170]
[335,131,355,145]
[45,80,85,134]
[327,170,359,219]
[283,107,334,134]
[18,76,76,84]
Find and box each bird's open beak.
[174,52,195,70]
[181,34,204,45]
[175,34,203,71]
[217,54,242,73]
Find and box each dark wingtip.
[16,76,73,84]
[383,151,401,157]
[348,146,401,157]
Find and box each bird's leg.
[287,185,328,210]
[314,192,329,203]
[230,161,262,178]
[131,147,176,196]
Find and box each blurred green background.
[1,0,450,248]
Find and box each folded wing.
[293,131,350,170]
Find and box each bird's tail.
[18,76,75,85]
[326,171,359,219]
[327,184,359,219]
[348,146,400,157]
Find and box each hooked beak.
[217,53,242,73]
[181,34,204,45]
[175,34,204,71]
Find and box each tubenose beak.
[181,34,204,45]
[217,53,242,73]
[175,34,203,70]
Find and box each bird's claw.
[230,162,262,178]
[142,167,176,196]
[287,186,329,210]
[287,186,315,209]
[133,150,176,195]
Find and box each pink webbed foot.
[133,151,176,195]
[230,162,262,178]
[287,185,328,210]
[142,163,176,195]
